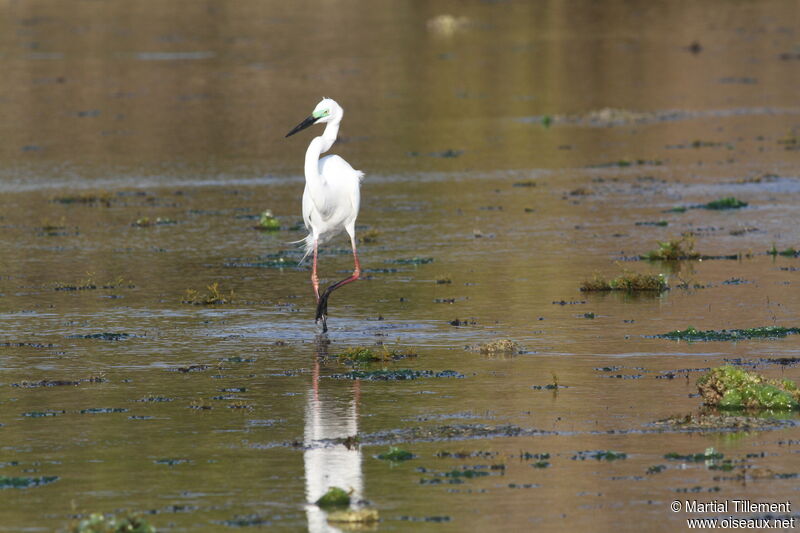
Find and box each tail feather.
[290,233,315,264]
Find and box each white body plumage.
[285,97,365,331]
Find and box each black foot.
[315,292,330,333]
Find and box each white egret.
[286,98,364,332]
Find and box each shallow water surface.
[1,1,799,531]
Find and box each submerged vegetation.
[51,191,113,207]
[334,346,418,365]
[182,282,234,305]
[767,245,799,257]
[358,228,381,243]
[656,326,800,342]
[697,366,799,410]
[581,271,667,292]
[69,512,156,533]
[0,475,58,489]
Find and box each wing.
[318,154,363,222]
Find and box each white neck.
[304,119,340,185]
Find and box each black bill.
[285,115,316,138]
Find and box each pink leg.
[315,243,361,331]
[311,239,320,303]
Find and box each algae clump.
[581,271,667,292]
[315,486,351,508]
[656,326,800,342]
[703,197,748,210]
[256,210,280,231]
[697,366,800,410]
[376,447,414,461]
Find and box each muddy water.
[1,1,800,531]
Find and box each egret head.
[285,98,343,138]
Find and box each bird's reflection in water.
[304,335,365,532]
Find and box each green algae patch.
[0,475,58,489]
[386,257,434,265]
[69,512,156,533]
[377,447,414,461]
[656,326,800,342]
[664,448,723,463]
[767,245,799,257]
[652,413,796,431]
[572,450,627,461]
[315,486,351,508]
[702,197,748,210]
[697,366,799,410]
[336,347,379,364]
[642,235,700,261]
[581,271,667,292]
[256,210,280,231]
[334,347,418,365]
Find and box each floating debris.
[635,220,668,227]
[468,339,519,355]
[571,450,627,461]
[12,379,80,388]
[329,369,463,381]
[664,448,723,462]
[315,486,350,508]
[22,410,65,417]
[327,509,379,524]
[182,282,234,305]
[69,332,131,341]
[132,216,177,227]
[581,271,667,292]
[654,412,798,431]
[358,228,380,244]
[589,158,662,168]
[697,366,799,410]
[655,326,800,342]
[642,235,700,261]
[387,257,434,265]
